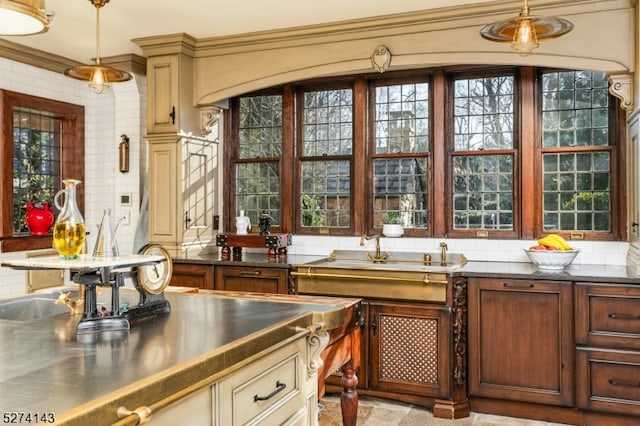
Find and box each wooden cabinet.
[467,278,574,407]
[368,301,451,400]
[170,262,214,290]
[215,265,290,294]
[311,291,461,414]
[575,283,640,417]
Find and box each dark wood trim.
[281,84,295,234]
[0,90,84,253]
[353,77,367,236]
[432,70,446,237]
[520,67,536,239]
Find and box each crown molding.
[0,38,146,76]
[0,38,77,73]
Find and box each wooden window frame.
[0,90,85,252]
[366,73,433,237]
[294,79,359,236]
[224,66,627,242]
[445,67,520,239]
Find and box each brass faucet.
[440,241,448,266]
[55,285,85,315]
[360,234,390,263]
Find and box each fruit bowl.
[523,248,580,270]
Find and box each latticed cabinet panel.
[368,302,451,398]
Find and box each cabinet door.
[368,302,451,399]
[215,266,289,294]
[182,139,217,245]
[468,278,574,406]
[169,263,214,290]
[147,55,179,133]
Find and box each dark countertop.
[455,260,640,284]
[0,289,356,425]
[173,252,640,284]
[172,252,324,268]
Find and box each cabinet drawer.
[169,263,214,290]
[576,348,640,416]
[220,339,304,425]
[215,266,289,294]
[576,283,640,349]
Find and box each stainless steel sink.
[0,295,70,321]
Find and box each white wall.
[0,58,146,298]
[288,236,629,267]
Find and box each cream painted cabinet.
[147,55,179,133]
[218,335,318,425]
[145,51,200,134]
[150,331,325,425]
[148,133,217,254]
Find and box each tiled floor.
[318,395,570,426]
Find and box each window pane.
[236,162,280,226]
[542,152,610,231]
[541,70,611,232]
[374,83,429,154]
[452,155,514,230]
[303,89,353,156]
[12,108,60,234]
[542,71,609,148]
[300,160,350,228]
[238,95,282,158]
[373,158,428,228]
[454,75,514,151]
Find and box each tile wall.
[0,58,146,298]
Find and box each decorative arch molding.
[133,0,634,106]
[184,0,635,105]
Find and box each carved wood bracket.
[452,277,468,387]
[307,329,330,378]
[608,73,633,112]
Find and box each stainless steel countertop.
[0,290,351,424]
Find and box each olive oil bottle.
[53,179,85,259]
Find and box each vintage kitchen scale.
[1,243,173,335]
[69,243,173,334]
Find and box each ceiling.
[1,0,499,64]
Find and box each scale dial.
[137,244,172,294]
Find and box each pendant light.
[0,0,54,35]
[64,0,131,94]
[480,0,573,56]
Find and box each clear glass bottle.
[53,179,85,260]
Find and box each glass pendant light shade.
[0,0,54,35]
[63,0,131,94]
[65,64,131,95]
[480,0,573,56]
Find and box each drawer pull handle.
[607,313,640,320]
[503,282,534,289]
[254,381,286,402]
[241,271,261,275]
[608,378,640,388]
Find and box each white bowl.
[382,224,404,237]
[523,248,580,269]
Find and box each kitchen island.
[0,288,360,425]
